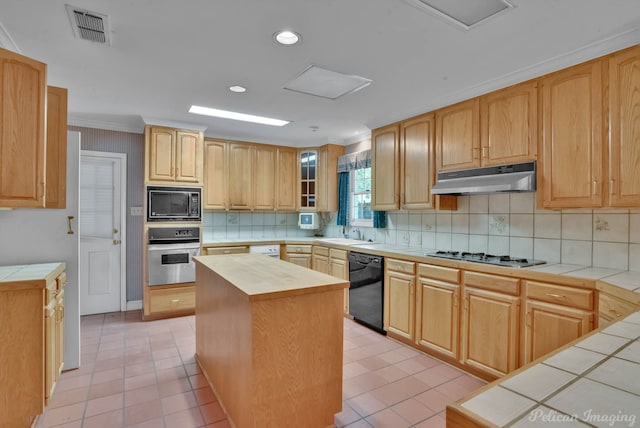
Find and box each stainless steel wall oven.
[147,227,200,286]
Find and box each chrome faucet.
[352,227,361,240]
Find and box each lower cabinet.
[204,246,248,255]
[460,272,521,379]
[384,259,416,342]
[329,249,349,313]
[147,285,196,316]
[285,244,312,268]
[312,246,330,274]
[523,280,595,363]
[45,272,66,404]
[415,264,460,360]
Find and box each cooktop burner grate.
[427,251,546,268]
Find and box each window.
[350,167,372,226]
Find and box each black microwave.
[147,186,201,222]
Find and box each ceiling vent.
[404,0,514,30]
[65,4,111,44]
[284,65,372,100]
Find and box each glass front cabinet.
[299,150,317,209]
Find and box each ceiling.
[1,0,639,147]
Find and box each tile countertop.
[450,311,640,427]
[202,238,640,294]
[0,262,66,292]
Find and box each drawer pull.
[171,299,180,305]
[609,308,622,318]
[223,250,230,254]
[296,247,302,252]
[545,293,566,300]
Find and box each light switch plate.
[130,206,143,216]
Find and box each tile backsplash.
[323,193,640,271]
[202,211,316,241]
[201,194,639,271]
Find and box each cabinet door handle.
[592,181,599,196]
[610,179,615,196]
[545,293,566,300]
[472,147,480,160]
[481,147,488,159]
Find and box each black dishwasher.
[348,251,385,335]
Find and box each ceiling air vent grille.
[66,4,111,44]
[404,0,514,30]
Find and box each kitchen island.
[194,253,349,428]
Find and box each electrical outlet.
[130,206,143,216]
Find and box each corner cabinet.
[45,86,68,208]
[0,48,47,208]
[145,125,204,185]
[298,145,344,212]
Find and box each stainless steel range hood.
[431,161,536,195]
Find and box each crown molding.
[141,116,208,132]
[68,114,145,134]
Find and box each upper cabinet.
[298,144,343,212]
[45,86,68,209]
[435,98,480,172]
[203,139,228,210]
[480,80,537,166]
[372,116,456,211]
[203,139,301,211]
[540,59,603,209]
[608,45,640,207]
[0,48,47,208]
[145,125,204,185]
[371,123,400,210]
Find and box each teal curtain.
[373,211,387,228]
[336,172,349,226]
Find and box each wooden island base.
[195,254,348,428]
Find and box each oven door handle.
[148,243,201,252]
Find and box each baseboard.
[126,300,143,311]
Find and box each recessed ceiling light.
[274,30,301,45]
[229,85,247,93]
[188,105,289,127]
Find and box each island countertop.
[194,253,348,300]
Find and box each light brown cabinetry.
[372,117,456,211]
[285,244,312,268]
[203,139,228,209]
[539,60,604,208]
[298,145,344,212]
[330,248,349,313]
[45,86,68,208]
[523,280,595,363]
[227,142,253,210]
[147,285,195,315]
[0,264,66,427]
[435,99,480,172]
[415,264,460,360]
[608,45,640,207]
[204,246,249,255]
[461,271,520,379]
[371,123,400,210]
[480,80,537,166]
[312,245,330,274]
[384,258,416,342]
[0,48,47,208]
[276,147,297,210]
[598,283,640,327]
[145,125,204,184]
[253,144,276,210]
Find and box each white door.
[79,151,126,315]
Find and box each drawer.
[418,264,460,283]
[599,292,638,322]
[286,244,312,254]
[386,258,415,275]
[313,246,329,256]
[149,286,195,314]
[329,248,347,260]
[205,246,248,255]
[463,271,519,295]
[525,281,594,310]
[56,272,67,290]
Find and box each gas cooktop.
[426,251,546,268]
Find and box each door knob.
[113,239,121,245]
[113,228,119,234]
